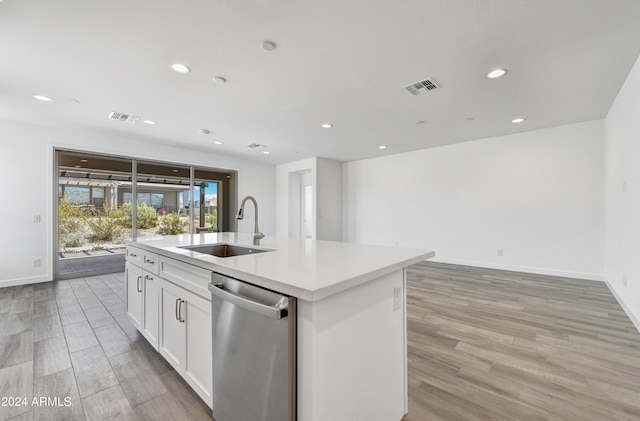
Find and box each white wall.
[316,158,343,241]
[343,120,605,280]
[604,53,640,329]
[0,118,275,286]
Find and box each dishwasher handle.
[208,282,288,320]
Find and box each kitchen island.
[125,233,434,421]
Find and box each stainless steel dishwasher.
[208,272,296,421]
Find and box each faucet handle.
[254,232,265,240]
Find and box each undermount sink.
[179,244,272,258]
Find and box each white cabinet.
[126,246,159,350]
[126,244,212,409]
[125,262,143,329]
[159,280,185,368]
[142,272,159,349]
[159,278,212,407]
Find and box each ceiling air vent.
[108,111,140,124]
[246,143,266,149]
[403,78,440,96]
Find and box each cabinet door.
[159,280,186,371]
[142,272,159,350]
[126,263,143,330]
[183,290,212,407]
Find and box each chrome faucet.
[237,195,265,244]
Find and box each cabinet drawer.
[126,246,143,267]
[159,256,211,299]
[143,252,160,275]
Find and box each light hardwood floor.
[0,273,211,421]
[403,262,640,421]
[1,263,640,420]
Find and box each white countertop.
[126,233,434,301]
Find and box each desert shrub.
[58,196,87,249]
[207,209,218,230]
[110,204,128,223]
[85,210,125,242]
[137,203,158,229]
[158,213,188,235]
[115,202,158,229]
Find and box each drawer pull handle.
[175,298,180,321]
[136,276,142,293]
[179,300,185,323]
[145,258,155,264]
[130,252,137,257]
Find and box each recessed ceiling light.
[171,63,191,73]
[143,120,156,125]
[511,117,526,123]
[199,129,211,135]
[80,159,88,163]
[33,95,53,102]
[321,123,333,129]
[74,165,81,168]
[172,169,179,173]
[260,40,277,51]
[213,76,227,84]
[378,145,387,150]
[487,69,507,79]
[263,151,271,155]
[214,141,223,145]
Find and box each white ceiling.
[2,0,640,164]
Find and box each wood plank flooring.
[1,263,640,420]
[403,262,640,421]
[0,273,211,421]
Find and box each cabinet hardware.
[130,252,137,257]
[179,299,185,323]
[175,298,180,321]
[136,276,142,293]
[145,258,155,264]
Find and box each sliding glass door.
[55,150,236,279]
[56,151,133,279]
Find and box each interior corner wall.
[315,158,342,241]
[0,118,276,286]
[343,120,605,281]
[604,53,640,330]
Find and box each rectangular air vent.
[403,78,440,96]
[108,111,140,124]
[246,143,266,149]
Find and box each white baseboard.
[0,275,51,288]
[428,257,604,282]
[605,280,640,335]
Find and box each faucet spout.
[237,195,265,244]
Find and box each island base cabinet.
[159,279,212,408]
[125,262,143,330]
[142,273,159,349]
[297,269,407,421]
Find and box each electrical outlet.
[393,286,402,311]
[497,249,503,257]
[623,275,628,287]
[33,214,41,223]
[33,258,41,267]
